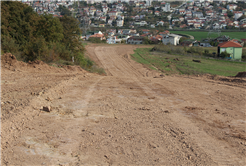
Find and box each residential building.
[218,41,243,60]
[234,11,243,20]
[146,0,152,6]
[117,20,124,27]
[127,36,144,44]
[163,3,170,12]
[162,34,182,45]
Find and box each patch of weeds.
[87,65,106,75]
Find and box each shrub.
[220,51,230,58]
[242,49,246,61]
[88,37,106,43]
[204,49,209,54]
[22,37,49,62]
[1,35,20,54]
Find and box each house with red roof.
[218,41,243,60]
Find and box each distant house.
[140,21,148,26]
[117,20,124,27]
[213,36,230,43]
[88,33,105,40]
[162,34,182,45]
[86,31,103,40]
[180,39,198,47]
[107,36,122,44]
[155,11,160,16]
[200,38,212,47]
[127,36,144,44]
[218,41,243,60]
[141,29,150,34]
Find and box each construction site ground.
[1,44,246,165]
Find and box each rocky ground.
[1,45,246,165]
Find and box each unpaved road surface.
[1,45,246,165]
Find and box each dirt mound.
[1,53,17,64]
[1,53,87,74]
[235,72,246,77]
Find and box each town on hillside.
[22,0,246,60]
[22,0,246,30]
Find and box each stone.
[43,106,51,112]
[46,97,51,101]
[1,102,4,105]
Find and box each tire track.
[92,45,245,166]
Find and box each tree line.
[1,1,93,68]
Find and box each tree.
[59,15,84,60]
[227,11,233,18]
[36,14,64,44]
[58,5,72,16]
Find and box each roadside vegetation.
[131,47,246,76]
[1,1,105,74]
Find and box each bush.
[88,37,106,43]
[1,35,20,54]
[242,49,246,61]
[204,49,209,54]
[22,37,49,62]
[220,51,230,58]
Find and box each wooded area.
[1,1,92,68]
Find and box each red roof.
[218,41,242,48]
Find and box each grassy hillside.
[131,48,246,76]
[169,31,246,41]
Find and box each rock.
[139,107,150,110]
[1,102,4,105]
[58,97,62,99]
[164,110,169,113]
[43,106,51,112]
[46,97,52,101]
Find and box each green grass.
[131,48,246,76]
[131,48,158,70]
[169,31,246,41]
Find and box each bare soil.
[1,45,246,165]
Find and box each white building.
[234,11,243,20]
[140,21,147,26]
[106,0,118,3]
[121,0,130,3]
[162,34,182,46]
[94,0,103,3]
[146,0,152,6]
[163,3,170,12]
[117,20,124,27]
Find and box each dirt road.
[1,45,246,165]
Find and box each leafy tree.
[36,14,64,44]
[60,15,84,60]
[58,5,72,16]
[227,11,233,18]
